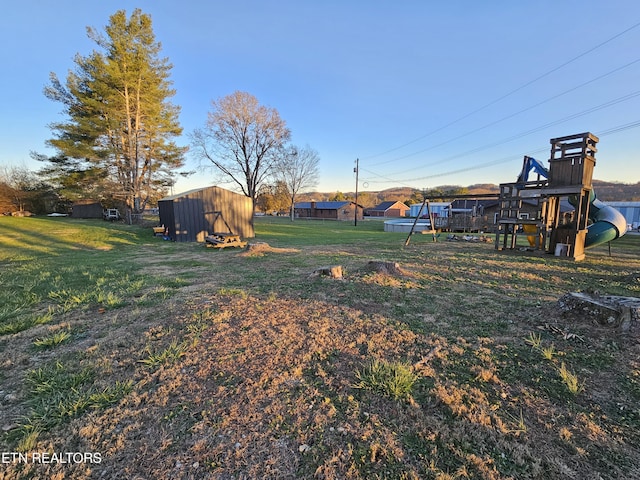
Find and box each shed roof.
[159,185,250,201]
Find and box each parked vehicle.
[103,209,120,221]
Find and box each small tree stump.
[367,260,404,276]
[558,292,640,335]
[311,265,343,279]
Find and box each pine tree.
[44,9,185,220]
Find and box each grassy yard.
[1,215,639,479]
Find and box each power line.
[390,89,640,176]
[361,120,640,186]
[361,19,640,164]
[599,119,640,136]
[368,56,640,167]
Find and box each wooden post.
[405,195,428,246]
[354,158,359,227]
[425,200,437,242]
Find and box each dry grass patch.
[4,289,637,478]
[239,242,301,257]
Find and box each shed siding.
[158,200,175,236]
[71,202,103,219]
[159,186,254,242]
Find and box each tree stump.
[367,260,404,276]
[311,265,343,279]
[558,291,640,335]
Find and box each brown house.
[294,201,363,221]
[367,201,410,217]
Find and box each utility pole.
[354,158,359,226]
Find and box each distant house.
[409,202,451,218]
[294,201,363,221]
[607,202,640,230]
[158,186,254,242]
[366,201,410,217]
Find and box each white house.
[607,202,640,230]
[409,202,450,218]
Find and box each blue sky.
[1,1,639,195]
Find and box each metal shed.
[71,200,103,219]
[158,186,254,242]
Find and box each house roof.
[370,201,409,211]
[295,201,351,209]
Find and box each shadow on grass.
[0,217,151,259]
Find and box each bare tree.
[191,91,291,210]
[275,145,320,221]
[0,165,56,214]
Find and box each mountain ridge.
[300,180,639,205]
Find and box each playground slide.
[569,191,627,248]
[518,156,627,248]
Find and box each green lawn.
[1,215,639,479]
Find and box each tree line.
[1,9,319,221]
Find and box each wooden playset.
[495,132,603,261]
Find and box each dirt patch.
[3,290,639,479]
[2,294,423,479]
[239,242,301,257]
